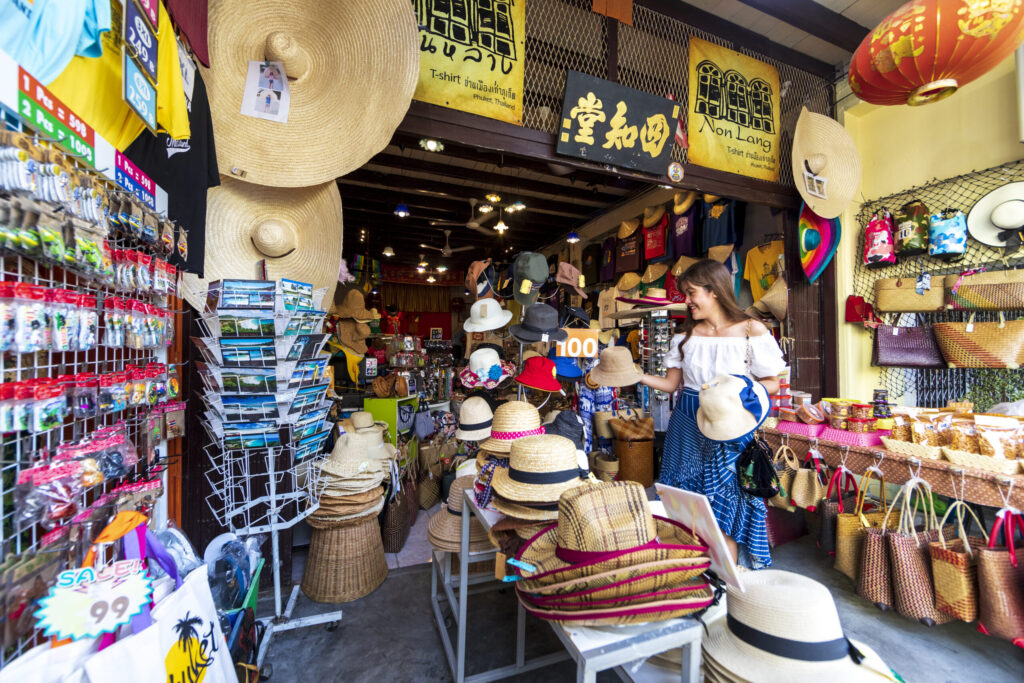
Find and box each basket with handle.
[933,312,1024,369]
[790,448,827,512]
[818,466,859,556]
[874,276,944,312]
[928,493,990,623]
[944,268,1024,311]
[768,441,800,511]
[835,466,897,581]
[977,500,1024,645]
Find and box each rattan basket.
[874,277,944,312]
[940,447,1022,475]
[301,516,387,603]
[881,437,941,460]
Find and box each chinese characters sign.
[556,71,678,175]
[412,0,526,125]
[686,38,781,182]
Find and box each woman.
[639,259,784,568]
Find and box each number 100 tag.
[555,328,599,358]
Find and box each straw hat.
[588,346,643,387]
[307,496,386,526]
[455,396,494,441]
[181,177,342,310]
[967,181,1024,247]
[512,482,708,589]
[696,375,770,442]
[491,435,589,503]
[520,575,711,612]
[555,262,588,298]
[642,205,666,228]
[751,277,788,320]
[478,401,544,453]
[791,107,862,220]
[509,304,568,344]
[335,319,370,355]
[618,218,641,239]
[519,590,714,626]
[466,259,495,299]
[427,476,495,553]
[463,298,512,333]
[518,557,711,599]
[521,349,542,361]
[708,244,733,263]
[589,320,617,346]
[459,347,515,390]
[334,289,375,320]
[491,493,560,521]
[515,357,562,393]
[799,203,841,284]
[702,570,894,682]
[641,263,669,284]
[202,0,419,187]
[671,255,699,277]
[349,411,389,434]
[317,431,395,478]
[673,191,697,215]
[616,272,641,291]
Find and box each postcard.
[210,279,277,310]
[221,394,280,421]
[220,336,276,368]
[288,383,329,414]
[281,279,314,311]
[285,334,328,361]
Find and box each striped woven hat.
[427,476,494,553]
[519,591,714,626]
[478,401,544,453]
[490,435,590,503]
[517,557,711,598]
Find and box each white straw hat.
[464,298,513,333]
[696,375,770,442]
[967,181,1024,247]
[791,107,862,220]
[202,0,419,187]
[702,570,895,682]
[455,396,494,441]
[181,177,343,310]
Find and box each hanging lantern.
[849,0,1024,106]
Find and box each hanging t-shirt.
[616,233,641,274]
[599,236,616,282]
[672,205,698,257]
[166,0,210,67]
[743,240,784,302]
[49,0,190,149]
[125,49,218,276]
[0,0,110,84]
[644,214,669,262]
[597,287,616,330]
[581,243,601,287]
[702,199,737,251]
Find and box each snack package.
[950,418,980,453]
[976,414,1021,459]
[910,415,940,446]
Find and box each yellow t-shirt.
[743,240,784,302]
[48,0,189,150]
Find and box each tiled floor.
[385,503,438,569]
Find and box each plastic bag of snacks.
[975,415,1021,460]
[950,418,980,454]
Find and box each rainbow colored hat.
[799,202,841,284]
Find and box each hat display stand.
[193,278,343,666]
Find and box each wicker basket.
[943,269,1024,311]
[874,277,944,312]
[882,437,941,460]
[933,315,1024,369]
[590,451,619,482]
[301,516,387,603]
[613,439,653,488]
[941,447,1022,475]
[929,501,989,624]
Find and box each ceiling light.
[416,266,426,274]
[437,264,448,273]
[394,203,410,218]
[426,275,436,283]
[485,193,501,203]
[494,220,509,234]
[508,201,526,213]
[567,231,580,244]
[419,138,444,153]
[660,184,673,189]
[478,203,494,214]
[418,255,428,268]
[382,246,395,257]
[371,288,378,295]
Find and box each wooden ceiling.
[338,132,653,271]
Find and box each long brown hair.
[675,259,751,362]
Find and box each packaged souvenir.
[77,294,98,351]
[910,414,941,446]
[14,283,47,353]
[890,414,911,442]
[137,252,153,292]
[103,296,125,347]
[160,219,175,254]
[895,200,929,256]
[129,367,148,406]
[11,382,32,432]
[779,407,799,422]
[142,211,158,244]
[797,402,824,424]
[167,364,181,399]
[928,209,967,261]
[831,400,852,418]
[31,381,67,433]
[49,289,80,352]
[30,462,83,529]
[73,220,105,275]
[829,414,847,430]
[0,281,15,352]
[36,210,67,264]
[863,209,896,268]
[0,383,14,432]
[13,200,42,257]
[73,373,98,419]
[164,401,186,439]
[848,418,875,433]
[950,418,980,453]
[0,199,11,250]
[975,414,1021,459]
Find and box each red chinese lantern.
[849,0,1024,106]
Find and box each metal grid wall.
[852,160,1024,406]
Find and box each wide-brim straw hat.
[427,476,494,553]
[334,289,375,320]
[491,435,589,503]
[752,277,788,320]
[967,181,1024,247]
[513,482,708,588]
[202,0,418,187]
[588,346,644,387]
[702,570,894,682]
[320,474,385,496]
[616,272,641,291]
[349,411,389,433]
[336,319,371,355]
[478,400,544,453]
[641,263,669,284]
[307,496,386,527]
[518,590,714,626]
[696,374,770,443]
[455,396,494,441]
[516,557,711,598]
[464,298,512,333]
[618,218,641,239]
[791,107,862,220]
[673,190,698,215]
[642,205,666,228]
[300,516,387,602]
[519,575,711,612]
[181,177,342,310]
[491,492,560,521]
[671,255,699,277]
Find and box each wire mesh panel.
[852,160,1024,407]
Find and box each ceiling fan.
[429,198,500,235]
[419,229,475,257]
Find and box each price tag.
[555,328,599,358]
[125,0,158,83]
[365,357,378,378]
[35,560,153,641]
[123,53,156,131]
[135,0,159,30]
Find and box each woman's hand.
[640,368,682,393]
[757,376,780,395]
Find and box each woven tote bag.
[768,443,800,511]
[874,276,944,312]
[858,525,894,611]
[977,510,1024,646]
[872,316,945,368]
[928,500,989,622]
[933,313,1024,369]
[818,468,858,556]
[590,451,619,482]
[944,269,1024,311]
[380,479,411,554]
[790,450,827,511]
[613,438,654,488]
[834,469,897,582]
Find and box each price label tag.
[125,0,158,83]
[555,328,599,358]
[35,560,153,641]
[365,357,378,378]
[123,53,156,131]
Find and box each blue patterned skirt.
[660,389,771,567]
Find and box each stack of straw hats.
[472,400,545,510]
[512,481,714,626]
[427,476,495,553]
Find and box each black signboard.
[556,71,678,175]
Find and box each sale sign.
[555,328,599,358]
[17,68,95,166]
[35,559,153,641]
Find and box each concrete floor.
[264,527,1022,683]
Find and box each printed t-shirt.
[644,214,669,262]
[49,0,190,149]
[743,240,784,302]
[582,243,601,287]
[597,287,616,330]
[671,205,698,257]
[0,0,110,84]
[125,49,218,276]
[702,199,737,251]
[616,233,641,274]
[599,236,616,282]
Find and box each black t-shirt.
[125,59,219,277]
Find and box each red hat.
[515,356,562,393]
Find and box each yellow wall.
[837,55,1024,402]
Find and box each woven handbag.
[417,465,441,510]
[768,443,800,511]
[933,313,1024,368]
[608,413,655,441]
[929,500,989,622]
[874,276,944,313]
[977,509,1024,646]
[872,315,945,368]
[944,268,1024,311]
[590,451,618,482]
[372,374,396,398]
[858,525,894,611]
[834,469,897,582]
[404,465,419,527]
[613,438,653,488]
[886,479,954,627]
[818,467,858,556]
[380,470,411,553]
[790,450,827,511]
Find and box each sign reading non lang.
[115,151,156,210]
[686,38,781,183]
[556,71,678,176]
[17,68,95,166]
[555,328,599,358]
[124,0,158,84]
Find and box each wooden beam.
[734,0,868,53]
[634,0,834,79]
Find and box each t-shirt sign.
[557,71,678,175]
[125,0,158,83]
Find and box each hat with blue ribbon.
[696,374,770,443]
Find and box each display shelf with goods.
[363,395,421,447]
[642,314,675,432]
[852,159,1024,406]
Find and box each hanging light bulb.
[418,138,444,153]
[394,203,410,218]
[417,254,428,268]
[485,193,501,203]
[566,231,580,244]
[437,264,448,273]
[494,208,509,234]
[508,200,526,213]
[478,203,494,214]
[382,246,395,257]
[426,275,437,283]
[416,266,426,274]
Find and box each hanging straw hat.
[463,298,513,333]
[427,476,495,553]
[642,205,666,228]
[618,218,641,239]
[555,262,588,298]
[696,375,771,443]
[466,259,496,300]
[752,277,788,320]
[335,319,370,355]
[334,289,375,320]
[490,435,590,503]
[478,401,544,453]
[616,272,642,292]
[202,0,419,187]
[671,255,699,277]
[455,396,494,441]
[702,570,894,682]
[641,263,669,284]
[967,181,1024,247]
[181,177,342,310]
[587,346,644,387]
[791,107,862,220]
[673,191,698,215]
